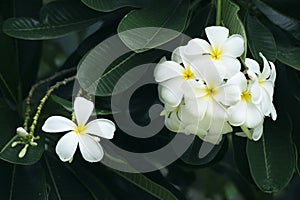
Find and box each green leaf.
[0,134,45,165]
[271,25,300,70]
[246,115,295,193]
[117,0,189,53]
[232,134,254,184]
[51,95,116,115]
[114,170,178,200]
[81,0,144,12]
[221,0,247,60]
[180,136,227,166]
[253,0,300,41]
[3,1,105,40]
[246,15,277,62]
[8,163,48,200]
[77,36,165,96]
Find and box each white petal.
[214,84,240,105]
[78,134,104,162]
[171,47,182,63]
[74,97,94,126]
[200,60,223,86]
[221,34,244,57]
[260,53,271,80]
[270,103,277,120]
[183,38,211,55]
[228,101,247,126]
[219,56,241,78]
[245,58,260,74]
[260,92,272,116]
[270,62,276,84]
[86,119,115,139]
[252,123,264,141]
[205,26,229,49]
[165,110,182,132]
[250,83,262,104]
[185,98,208,120]
[245,103,263,128]
[154,61,182,82]
[206,100,227,120]
[42,116,76,133]
[261,81,274,99]
[226,72,247,91]
[55,132,78,162]
[159,81,183,107]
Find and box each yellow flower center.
[74,123,87,135]
[182,67,195,80]
[241,90,251,103]
[210,48,222,60]
[205,87,216,98]
[258,79,263,85]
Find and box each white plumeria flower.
[246,53,277,120]
[154,48,201,107]
[181,26,244,78]
[227,72,264,129]
[42,97,116,162]
[183,59,240,143]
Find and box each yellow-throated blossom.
[181,26,244,79]
[246,53,277,120]
[42,97,116,162]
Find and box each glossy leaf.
[3,1,105,40]
[77,34,165,96]
[221,0,247,60]
[0,133,45,165]
[181,136,227,166]
[253,0,300,40]
[114,170,178,200]
[9,163,48,200]
[117,0,189,53]
[51,95,115,115]
[247,116,295,193]
[82,0,144,12]
[271,25,300,70]
[246,14,277,62]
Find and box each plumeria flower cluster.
[42,97,116,162]
[154,26,277,144]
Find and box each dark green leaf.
[181,136,227,166]
[9,163,48,200]
[253,0,300,40]
[114,170,178,200]
[51,95,115,115]
[246,14,277,62]
[232,134,254,184]
[3,1,105,40]
[0,133,45,165]
[271,25,300,70]
[247,115,295,193]
[77,35,165,96]
[81,0,144,12]
[221,0,247,60]
[117,0,189,52]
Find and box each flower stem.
[28,75,76,136]
[240,125,252,140]
[23,68,75,131]
[216,0,222,26]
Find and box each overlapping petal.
[74,97,94,125]
[78,134,104,162]
[55,131,78,162]
[42,116,76,133]
[86,119,116,139]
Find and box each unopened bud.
[16,127,28,137]
[11,141,19,147]
[30,141,38,146]
[18,145,29,158]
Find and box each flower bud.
[16,127,28,137]
[18,145,29,158]
[11,141,19,147]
